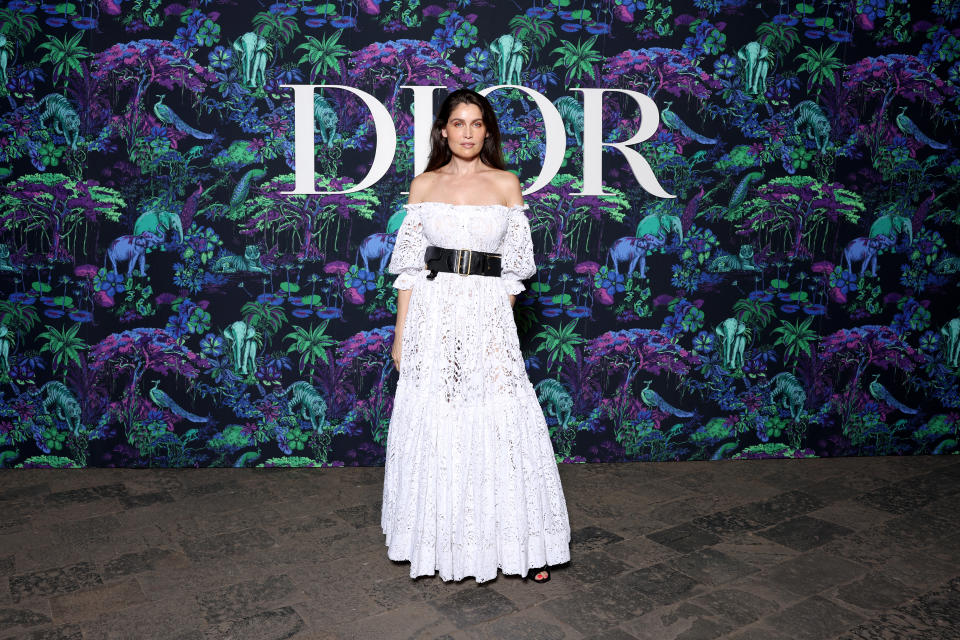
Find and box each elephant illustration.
[490,34,524,85]
[233,32,268,88]
[314,94,338,146]
[133,209,184,243]
[0,35,7,87]
[385,208,406,234]
[0,324,10,374]
[869,214,913,245]
[942,318,960,368]
[355,233,396,273]
[223,320,260,376]
[737,41,771,95]
[606,235,663,279]
[843,235,894,278]
[715,317,748,371]
[105,232,163,279]
[636,213,683,244]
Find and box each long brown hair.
[424,89,506,172]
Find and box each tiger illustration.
[553,96,584,146]
[211,245,271,273]
[41,381,82,435]
[708,245,758,273]
[36,94,81,150]
[0,244,21,273]
[787,100,830,154]
[535,378,573,431]
[284,381,327,431]
[766,372,806,421]
[934,257,960,275]
[314,94,338,146]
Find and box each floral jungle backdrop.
[0,0,957,468]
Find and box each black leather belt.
[424,245,501,280]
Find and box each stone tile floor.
[1,455,958,639]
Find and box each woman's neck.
[443,154,485,176]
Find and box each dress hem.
[382,538,572,583]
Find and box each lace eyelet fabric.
[381,202,572,583]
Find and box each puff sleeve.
[387,204,428,290]
[498,204,537,295]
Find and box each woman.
[380,88,571,584]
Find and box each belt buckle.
[456,248,472,276]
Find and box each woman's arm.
[392,289,410,369]
[501,171,524,311]
[392,174,431,369]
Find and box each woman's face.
[440,102,487,158]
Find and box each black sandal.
[523,566,551,583]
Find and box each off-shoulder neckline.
[404,201,528,210]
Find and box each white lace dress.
[380,201,572,583]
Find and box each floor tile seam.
[593,546,664,569]
[288,601,411,635]
[645,519,725,536]
[47,589,150,626]
[824,608,892,640]
[199,597,316,628]
[6,578,111,606]
[629,561,707,596]
[751,552,874,590]
[0,593,54,614]
[311,598,443,630]
[641,537,709,556]
[133,574,242,607]
[11,544,186,574]
[816,586,919,623]
[752,566,876,604]
[0,623,73,640]
[30,499,128,516]
[694,499,824,525]
[742,595,868,638]
[429,601,552,635]
[6,558,104,580]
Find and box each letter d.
[281,84,396,195]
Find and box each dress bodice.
[387,201,537,295]
[403,201,527,254]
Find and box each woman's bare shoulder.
[407,172,439,204]
[489,169,523,206]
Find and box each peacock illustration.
[233,451,260,468]
[700,171,764,221]
[868,374,918,415]
[180,181,203,231]
[149,381,209,423]
[153,94,213,140]
[682,186,705,227]
[640,381,694,418]
[895,107,947,150]
[230,168,267,213]
[660,101,718,145]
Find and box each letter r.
[571,88,675,199]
